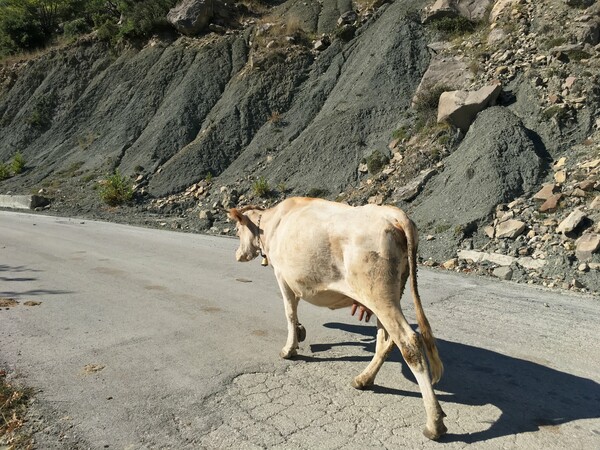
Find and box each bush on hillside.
[99,170,133,206]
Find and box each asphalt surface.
[1,211,599,449]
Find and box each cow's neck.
[255,207,278,265]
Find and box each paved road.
[1,211,599,449]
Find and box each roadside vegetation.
[0,152,26,180]
[99,169,133,206]
[0,0,179,60]
[0,369,32,448]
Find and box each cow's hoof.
[351,376,373,390]
[422,422,447,441]
[296,324,306,342]
[279,348,297,359]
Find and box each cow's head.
[228,206,263,262]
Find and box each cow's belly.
[301,290,354,310]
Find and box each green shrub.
[392,126,409,141]
[11,152,25,174]
[428,16,476,39]
[100,170,133,206]
[306,187,329,198]
[366,150,389,175]
[413,84,453,131]
[252,176,270,198]
[27,93,55,128]
[64,18,91,38]
[0,162,10,180]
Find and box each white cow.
[229,197,447,440]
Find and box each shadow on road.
[307,322,600,444]
[0,264,42,273]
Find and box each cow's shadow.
[302,322,600,444]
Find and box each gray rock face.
[167,0,216,36]
[412,107,545,259]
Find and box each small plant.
[306,187,329,198]
[27,93,55,128]
[0,372,32,447]
[64,18,91,38]
[392,126,409,141]
[11,152,25,174]
[252,176,271,198]
[99,170,133,206]
[268,111,281,124]
[428,16,476,39]
[413,84,453,132]
[542,105,569,122]
[205,172,213,183]
[366,150,390,175]
[434,224,451,234]
[0,162,10,180]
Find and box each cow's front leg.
[275,275,300,359]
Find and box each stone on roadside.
[578,180,595,191]
[533,184,558,201]
[554,170,567,184]
[539,193,562,213]
[557,208,587,234]
[392,168,437,202]
[198,209,214,221]
[496,219,526,239]
[493,266,513,280]
[314,35,331,51]
[553,157,567,170]
[590,196,600,210]
[457,250,516,266]
[575,233,600,260]
[442,258,458,270]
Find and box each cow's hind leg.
[275,274,300,359]
[351,318,393,389]
[377,306,447,441]
[352,263,409,390]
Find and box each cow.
[228,197,447,440]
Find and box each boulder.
[167,0,217,36]
[337,11,358,26]
[421,0,458,24]
[412,56,473,108]
[437,83,502,132]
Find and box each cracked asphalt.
[1,211,599,449]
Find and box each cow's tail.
[394,216,443,385]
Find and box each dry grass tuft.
[0,370,32,448]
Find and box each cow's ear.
[228,208,248,225]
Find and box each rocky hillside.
[0,0,599,294]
